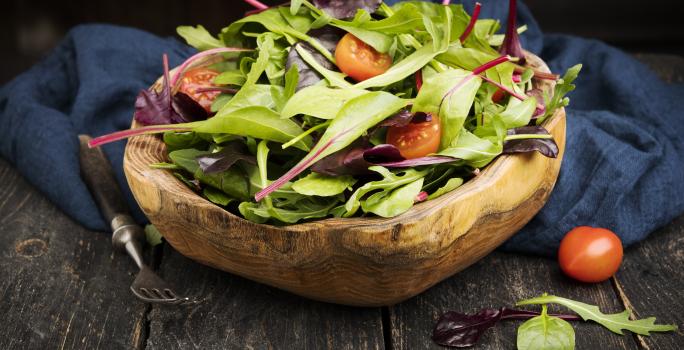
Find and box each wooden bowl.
[123,52,565,306]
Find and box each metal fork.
[79,135,200,306]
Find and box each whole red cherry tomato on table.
[177,68,220,113]
[558,226,623,283]
[335,33,392,82]
[386,114,441,159]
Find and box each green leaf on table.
[361,177,424,217]
[177,25,223,51]
[292,173,356,196]
[413,69,482,148]
[517,295,678,336]
[428,177,463,200]
[517,305,575,350]
[344,166,429,217]
[195,106,312,151]
[281,86,369,119]
[537,64,582,125]
[144,225,163,246]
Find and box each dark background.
[1,0,682,84]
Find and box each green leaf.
[193,106,312,151]
[144,225,163,246]
[168,148,250,201]
[290,0,303,15]
[281,86,369,119]
[498,97,537,129]
[422,4,451,52]
[437,46,516,91]
[428,177,463,200]
[279,6,312,34]
[219,84,280,115]
[354,44,446,89]
[344,166,428,217]
[272,65,299,112]
[332,23,393,53]
[162,131,208,152]
[362,178,424,217]
[239,196,337,223]
[517,305,575,350]
[214,71,246,86]
[438,130,503,168]
[413,69,482,148]
[360,4,424,34]
[295,44,352,88]
[176,25,222,51]
[221,8,295,46]
[538,64,582,125]
[517,295,679,336]
[203,187,234,206]
[244,35,273,88]
[292,173,356,196]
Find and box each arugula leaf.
[537,64,582,125]
[292,173,356,196]
[177,25,223,51]
[428,177,463,200]
[281,86,369,119]
[344,166,428,217]
[517,305,575,350]
[361,177,424,217]
[517,295,678,335]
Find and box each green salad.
[91,0,581,224]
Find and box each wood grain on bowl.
[123,52,565,307]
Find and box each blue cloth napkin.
[1,2,683,256]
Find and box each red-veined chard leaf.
[312,0,382,19]
[134,54,191,125]
[503,126,559,158]
[499,0,525,64]
[459,2,481,43]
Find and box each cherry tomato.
[386,114,441,159]
[177,68,220,113]
[491,88,507,103]
[335,33,392,82]
[558,226,623,283]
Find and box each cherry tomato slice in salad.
[491,88,507,103]
[558,226,623,283]
[386,114,441,159]
[177,68,220,113]
[335,33,392,82]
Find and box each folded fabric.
[1,2,683,256]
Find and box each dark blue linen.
[1,2,683,256]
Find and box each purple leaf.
[433,308,580,347]
[379,111,432,128]
[286,28,343,91]
[499,0,526,64]
[196,141,256,174]
[504,126,559,158]
[134,54,187,126]
[312,0,382,19]
[173,92,209,121]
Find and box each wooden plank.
[0,159,147,350]
[389,251,639,349]
[613,214,684,349]
[145,244,385,350]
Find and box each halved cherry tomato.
[386,114,441,159]
[491,88,507,103]
[335,33,392,82]
[558,226,623,283]
[177,68,220,113]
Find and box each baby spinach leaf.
[177,25,223,51]
[438,130,503,168]
[517,305,575,350]
[256,91,409,201]
[413,68,482,148]
[361,177,424,217]
[194,106,312,151]
[313,0,382,19]
[203,187,235,206]
[281,86,369,119]
[344,166,428,217]
[332,23,393,53]
[428,177,463,200]
[499,97,536,129]
[163,131,208,152]
[169,148,250,200]
[292,173,356,196]
[354,44,446,89]
[517,295,678,336]
[220,84,280,115]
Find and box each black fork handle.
[78,135,146,268]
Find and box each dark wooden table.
[1,54,683,349]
